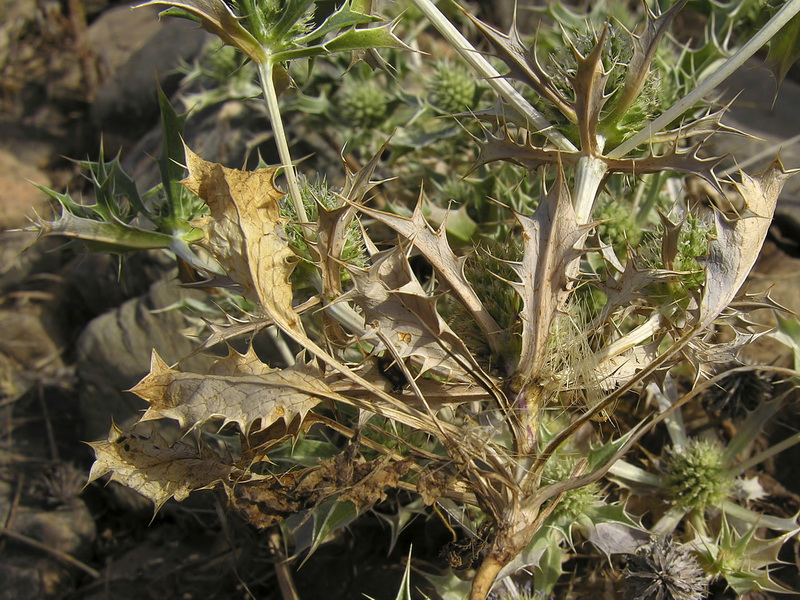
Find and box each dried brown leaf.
[227,454,413,528]
[131,350,330,433]
[571,27,611,153]
[349,247,476,380]
[605,0,688,125]
[338,457,414,508]
[463,11,576,123]
[182,146,304,336]
[474,128,580,172]
[699,159,796,331]
[604,142,725,191]
[511,169,590,382]
[88,422,235,511]
[356,200,505,356]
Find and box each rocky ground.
[1,1,800,599]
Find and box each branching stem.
[609,0,800,158]
[408,0,577,153]
[257,60,310,228]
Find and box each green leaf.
[271,21,409,62]
[295,0,377,45]
[269,0,315,41]
[420,570,473,600]
[532,533,565,598]
[371,545,412,600]
[297,499,358,564]
[268,436,339,467]
[771,313,800,371]
[36,209,177,254]
[767,10,800,92]
[157,86,191,223]
[324,22,410,54]
[586,423,641,471]
[723,396,783,464]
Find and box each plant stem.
[609,0,800,159]
[736,432,800,473]
[469,555,505,600]
[572,154,607,225]
[408,0,577,153]
[257,60,310,227]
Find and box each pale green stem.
[257,60,309,227]
[572,154,608,225]
[408,0,577,153]
[651,504,688,536]
[721,499,800,531]
[608,460,663,486]
[609,0,800,159]
[736,432,800,474]
[590,311,663,365]
[564,155,607,287]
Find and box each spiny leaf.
[156,85,193,224]
[570,26,611,153]
[88,422,236,512]
[137,0,267,63]
[595,262,679,324]
[356,199,506,358]
[604,141,726,190]
[464,11,576,123]
[474,127,580,172]
[272,19,411,62]
[766,10,800,95]
[131,349,329,433]
[510,169,589,382]
[348,247,476,380]
[293,0,376,45]
[647,106,745,144]
[182,145,305,336]
[34,204,176,253]
[699,159,796,332]
[604,0,689,127]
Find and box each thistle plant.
[24,0,800,598]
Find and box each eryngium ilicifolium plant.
[28,0,800,598]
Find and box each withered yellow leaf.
[131,351,330,433]
[700,159,796,331]
[88,422,233,512]
[182,145,303,335]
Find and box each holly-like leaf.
[464,11,576,123]
[356,199,506,358]
[34,204,176,254]
[510,169,589,382]
[603,0,689,128]
[699,159,796,332]
[571,27,611,154]
[273,19,410,63]
[88,423,235,511]
[349,247,477,380]
[137,0,267,63]
[182,146,305,336]
[131,350,330,433]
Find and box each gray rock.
[0,474,96,600]
[77,277,212,441]
[712,61,800,251]
[89,4,209,136]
